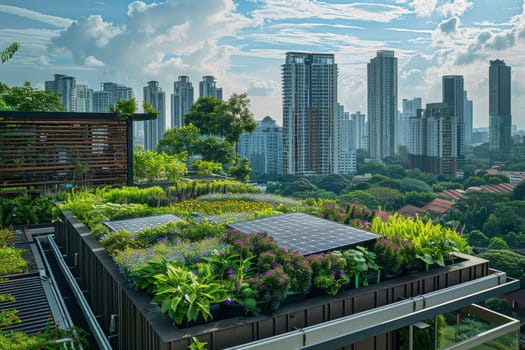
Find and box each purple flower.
[339,269,345,276]
[225,297,232,305]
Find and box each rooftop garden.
[55,180,470,328]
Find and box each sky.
[1,0,525,129]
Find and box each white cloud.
[84,56,104,67]
[439,0,473,17]
[409,0,438,17]
[250,0,411,23]
[0,5,73,28]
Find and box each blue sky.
[1,0,524,129]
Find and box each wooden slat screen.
[0,115,129,192]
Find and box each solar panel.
[227,213,378,255]
[104,214,181,234]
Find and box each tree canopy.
[1,42,19,64]
[0,81,64,112]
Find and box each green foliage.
[151,262,228,325]
[101,186,168,206]
[484,297,513,315]
[403,191,435,207]
[0,317,88,349]
[511,180,525,200]
[281,178,317,196]
[0,193,55,226]
[192,160,223,175]
[228,158,252,182]
[478,249,525,288]
[367,186,404,210]
[143,100,159,116]
[0,81,64,112]
[371,214,469,267]
[168,180,260,201]
[467,230,489,247]
[189,336,208,350]
[133,147,187,183]
[0,42,19,64]
[0,246,28,275]
[488,236,509,250]
[316,174,350,194]
[196,137,234,164]
[100,230,141,255]
[399,178,432,193]
[109,98,137,121]
[337,190,378,208]
[157,124,200,156]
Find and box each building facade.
[350,111,367,151]
[76,84,93,112]
[442,75,464,168]
[464,91,473,146]
[282,52,339,174]
[399,97,422,147]
[143,81,166,151]
[408,103,457,176]
[238,116,283,175]
[489,59,512,156]
[45,74,77,112]
[92,82,134,113]
[199,76,223,100]
[367,50,397,162]
[171,76,194,128]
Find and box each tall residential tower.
[45,74,77,112]
[282,52,338,174]
[367,50,397,162]
[199,76,222,100]
[143,81,166,151]
[489,59,512,156]
[171,76,194,128]
[442,75,464,168]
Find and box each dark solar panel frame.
[227,213,378,255]
[104,214,181,234]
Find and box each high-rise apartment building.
[45,74,77,112]
[171,76,194,128]
[464,91,473,145]
[92,82,134,112]
[143,81,166,151]
[238,116,283,175]
[442,75,464,168]
[350,111,367,150]
[408,103,457,176]
[367,50,397,162]
[337,104,356,174]
[76,84,93,112]
[489,59,512,156]
[282,52,339,174]
[399,97,422,147]
[199,76,223,100]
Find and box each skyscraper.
[399,97,422,147]
[442,75,464,168]
[199,76,223,100]
[489,59,512,156]
[76,84,93,112]
[350,111,367,150]
[92,82,134,112]
[367,50,397,162]
[171,76,194,129]
[143,81,166,151]
[238,116,283,175]
[45,74,77,112]
[282,52,338,174]
[408,103,457,176]
[464,91,473,146]
[337,104,356,174]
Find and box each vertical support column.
[126,118,134,186]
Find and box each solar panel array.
[227,213,378,255]
[104,214,181,234]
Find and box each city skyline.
[1,1,525,129]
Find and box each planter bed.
[55,209,491,350]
